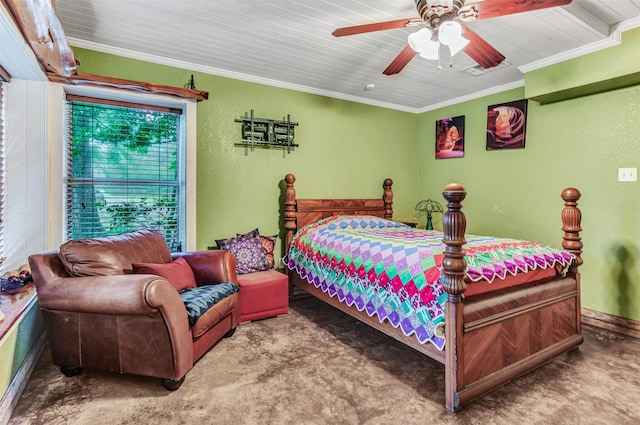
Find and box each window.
[65,95,185,251]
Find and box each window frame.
[64,95,186,249]
[48,83,198,251]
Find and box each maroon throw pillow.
[132,257,197,291]
[259,234,277,269]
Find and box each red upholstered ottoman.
[237,269,289,323]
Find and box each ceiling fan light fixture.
[445,34,470,57]
[408,28,433,52]
[408,28,440,60]
[418,42,440,60]
[437,21,462,44]
[438,21,469,57]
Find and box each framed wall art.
[486,99,528,150]
[436,115,465,159]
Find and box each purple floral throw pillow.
[216,232,270,274]
[236,229,277,269]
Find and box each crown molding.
[519,16,640,74]
[518,38,619,74]
[614,15,640,33]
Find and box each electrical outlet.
[618,167,637,182]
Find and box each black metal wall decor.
[235,110,299,153]
[184,74,196,90]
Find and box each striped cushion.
[179,283,239,327]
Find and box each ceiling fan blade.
[383,45,418,75]
[332,18,422,37]
[461,0,572,21]
[461,25,506,69]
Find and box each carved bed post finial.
[441,183,467,302]
[561,188,583,273]
[284,174,297,251]
[383,178,394,220]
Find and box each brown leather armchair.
[28,229,240,390]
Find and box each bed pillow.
[237,230,277,269]
[131,257,197,291]
[326,215,408,231]
[216,230,270,274]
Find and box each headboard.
[283,173,393,250]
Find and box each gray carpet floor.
[8,297,640,425]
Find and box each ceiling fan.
[332,0,572,75]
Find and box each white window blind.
[64,96,185,251]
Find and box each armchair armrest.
[36,274,185,316]
[174,250,238,286]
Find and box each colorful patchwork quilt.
[285,215,575,350]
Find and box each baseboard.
[0,331,46,425]
[582,308,640,339]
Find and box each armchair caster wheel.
[60,366,82,377]
[224,327,237,338]
[162,376,185,391]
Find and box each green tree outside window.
[66,100,184,250]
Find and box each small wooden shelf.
[235,110,298,153]
[0,283,36,340]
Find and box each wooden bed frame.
[283,173,584,412]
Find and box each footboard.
[442,184,583,412]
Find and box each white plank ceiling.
[54,0,640,112]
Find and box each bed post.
[383,178,394,220]
[441,183,467,412]
[561,187,583,334]
[560,188,583,273]
[284,174,297,300]
[284,174,297,253]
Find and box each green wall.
[418,28,640,321]
[0,300,44,403]
[72,48,419,262]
